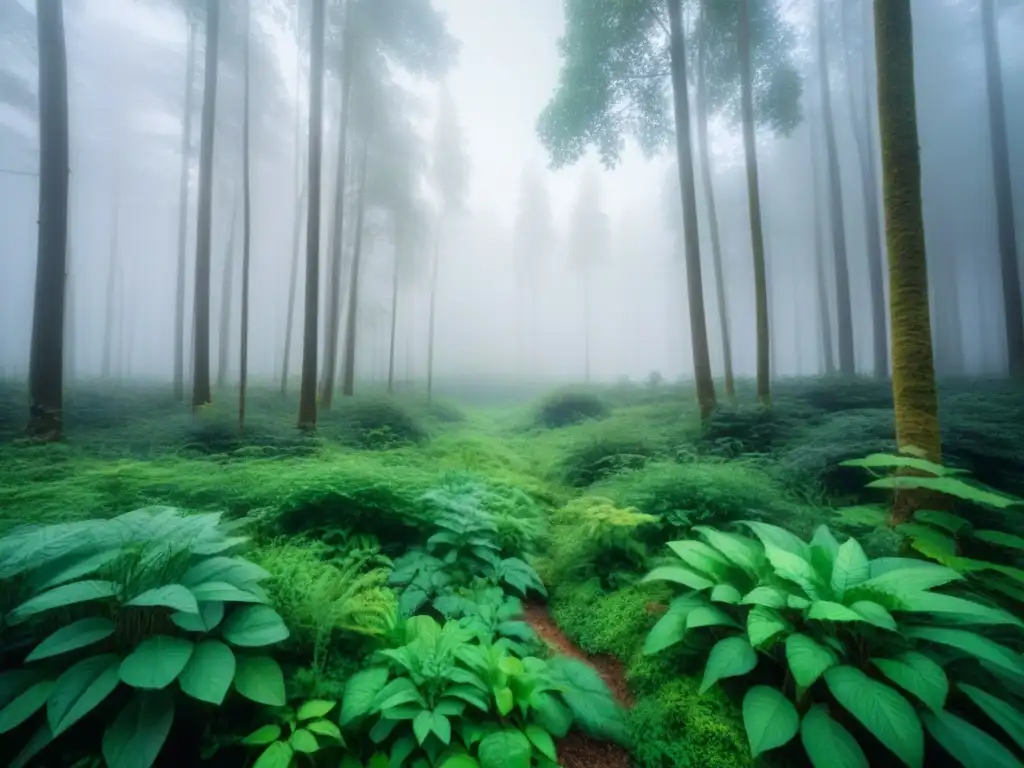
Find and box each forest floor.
[1,375,1023,767]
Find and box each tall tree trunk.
[297,0,326,430]
[174,17,197,401]
[238,0,252,432]
[217,196,239,388]
[667,0,715,418]
[387,224,401,394]
[427,224,441,402]
[696,0,734,399]
[810,118,836,375]
[101,194,120,379]
[192,0,220,408]
[739,0,771,406]
[28,0,70,440]
[582,270,591,382]
[817,0,856,375]
[842,0,888,378]
[981,0,1024,375]
[874,0,941,522]
[341,141,370,398]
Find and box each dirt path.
[523,604,633,768]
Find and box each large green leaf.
[102,690,175,768]
[642,598,701,655]
[180,556,270,588]
[120,636,194,690]
[221,605,289,646]
[710,583,742,604]
[178,640,235,705]
[853,563,963,595]
[785,634,838,689]
[872,653,947,712]
[297,700,335,720]
[290,728,319,753]
[905,627,1024,678]
[974,530,1024,551]
[694,526,764,573]
[532,692,573,739]
[958,684,1024,752]
[866,475,1017,508]
[807,601,866,623]
[28,548,123,592]
[26,617,116,662]
[849,600,898,631]
[762,542,823,599]
[921,709,1023,768]
[524,724,557,761]
[825,666,923,768]
[700,636,757,693]
[840,453,949,476]
[477,729,532,768]
[831,538,869,598]
[0,671,40,710]
[170,601,225,633]
[188,581,264,603]
[241,724,282,745]
[253,741,294,768]
[340,667,391,726]
[899,592,1022,627]
[234,656,286,706]
[686,605,739,631]
[800,705,868,768]
[47,654,121,736]
[913,510,971,534]
[747,606,790,647]
[666,539,730,576]
[6,580,122,624]
[741,521,809,559]
[742,685,799,758]
[641,565,714,591]
[0,680,54,734]
[125,585,199,614]
[9,723,55,768]
[741,586,787,609]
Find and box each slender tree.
[174,13,197,401]
[101,191,120,380]
[192,0,221,408]
[297,0,326,430]
[238,0,252,432]
[341,141,370,398]
[738,0,770,405]
[809,113,836,375]
[981,0,1023,376]
[874,0,941,521]
[27,0,70,440]
[216,196,239,389]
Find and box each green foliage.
[548,578,659,662]
[534,390,609,429]
[641,520,1024,766]
[0,507,290,768]
[237,699,344,767]
[557,431,653,487]
[324,396,430,450]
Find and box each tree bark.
[341,141,370,398]
[739,0,771,406]
[981,0,1024,376]
[174,16,197,401]
[28,0,70,440]
[238,0,252,432]
[217,195,239,389]
[874,0,941,522]
[667,0,715,419]
[809,116,836,376]
[192,0,220,408]
[817,0,856,376]
[298,0,326,429]
[101,192,120,379]
[427,223,441,402]
[695,5,733,400]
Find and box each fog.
[1,0,1023,393]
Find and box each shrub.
[0,507,291,768]
[641,520,1024,766]
[325,397,429,449]
[557,431,653,487]
[700,403,816,458]
[535,390,609,429]
[548,579,661,662]
[236,699,344,766]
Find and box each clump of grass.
[556,429,654,487]
[534,389,610,428]
[323,396,429,449]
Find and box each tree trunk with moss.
[739,0,770,406]
[667,0,715,419]
[874,0,941,522]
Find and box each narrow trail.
[523,604,633,768]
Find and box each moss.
[548,579,661,660]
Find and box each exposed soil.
[523,603,633,768]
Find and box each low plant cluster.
[642,518,1024,766]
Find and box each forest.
[1,0,1024,766]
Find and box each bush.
[557,430,653,487]
[548,579,661,662]
[700,403,817,458]
[324,397,429,449]
[535,390,610,429]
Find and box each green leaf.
[900,592,1022,627]
[297,699,335,720]
[6,580,121,624]
[835,505,888,527]
[641,565,714,591]
[958,683,1024,752]
[47,654,120,736]
[27,617,116,662]
[741,521,809,559]
[666,539,730,575]
[807,601,867,623]
[125,585,199,614]
[905,627,1024,678]
[921,709,1023,768]
[800,705,868,768]
[741,586,787,609]
[872,653,947,712]
[847,563,963,600]
[701,636,757,693]
[178,640,235,705]
[432,710,452,744]
[478,729,532,768]
[0,671,41,709]
[825,666,923,768]
[974,530,1024,551]
[849,600,898,631]
[290,728,319,753]
[181,556,270,589]
[785,634,838,689]
[762,542,823,599]
[494,686,514,715]
[532,693,573,739]
[913,510,971,534]
[306,718,342,741]
[222,605,289,646]
[102,690,175,768]
[841,453,949,475]
[810,525,840,562]
[413,709,432,744]
[710,583,742,604]
[0,680,54,734]
[170,600,224,633]
[440,756,481,768]
[831,538,870,598]
[120,636,195,690]
[234,656,286,706]
[747,606,790,647]
[240,724,281,745]
[641,596,704,655]
[867,475,1017,508]
[189,581,263,603]
[9,723,55,768]
[742,685,799,758]
[687,605,739,631]
[253,741,294,768]
[525,724,557,761]
[694,526,764,573]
